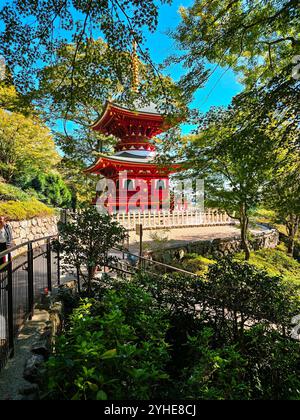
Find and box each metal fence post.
[46,239,52,292]
[7,253,14,357]
[27,242,34,319]
[57,246,61,286]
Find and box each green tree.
[0,0,173,94]
[173,0,299,90]
[34,40,188,164]
[55,206,127,295]
[182,105,279,260]
[171,0,300,150]
[266,164,300,255]
[0,107,60,182]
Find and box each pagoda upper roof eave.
[91,100,167,132]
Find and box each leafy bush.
[0,199,55,220]
[250,208,277,225]
[203,257,299,342]
[45,288,170,400]
[45,257,300,400]
[177,253,216,275]
[54,206,127,294]
[180,328,251,400]
[25,173,72,208]
[0,181,33,201]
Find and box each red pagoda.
[85,101,182,213]
[84,40,183,213]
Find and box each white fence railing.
[114,209,235,231]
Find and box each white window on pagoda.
[156,180,166,189]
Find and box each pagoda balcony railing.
[114,209,236,231]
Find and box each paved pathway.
[0,310,49,400]
[128,224,264,254]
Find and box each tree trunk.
[87,266,94,296]
[240,205,250,261]
[286,215,299,256]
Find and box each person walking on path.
[0,216,13,266]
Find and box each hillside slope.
[0,181,55,221]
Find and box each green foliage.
[55,206,127,294]
[180,324,300,400]
[0,104,60,183]
[181,328,251,400]
[174,0,299,89]
[265,165,300,254]
[57,158,97,209]
[0,180,57,220]
[177,104,281,259]
[235,245,300,285]
[0,0,171,93]
[45,287,170,400]
[25,172,72,208]
[241,326,300,400]
[45,257,300,400]
[251,208,277,225]
[0,181,33,201]
[170,0,299,261]
[176,253,215,275]
[0,199,55,220]
[204,258,299,341]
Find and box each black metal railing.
[110,247,197,278]
[0,235,59,371]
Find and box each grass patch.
[178,253,216,275]
[175,244,300,286]
[235,244,300,285]
[251,208,277,225]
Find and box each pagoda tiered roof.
[86,100,182,179]
[84,154,181,178]
[91,101,171,139]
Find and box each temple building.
[84,39,183,213]
[84,100,182,213]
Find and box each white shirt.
[0,227,7,243]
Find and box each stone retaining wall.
[151,228,279,264]
[10,216,58,247]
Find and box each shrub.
[235,246,300,285]
[242,326,300,400]
[0,199,55,220]
[26,173,72,208]
[54,206,127,294]
[45,259,300,400]
[180,326,300,400]
[44,289,170,400]
[0,181,33,201]
[204,257,300,343]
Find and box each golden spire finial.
[132,37,139,93]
